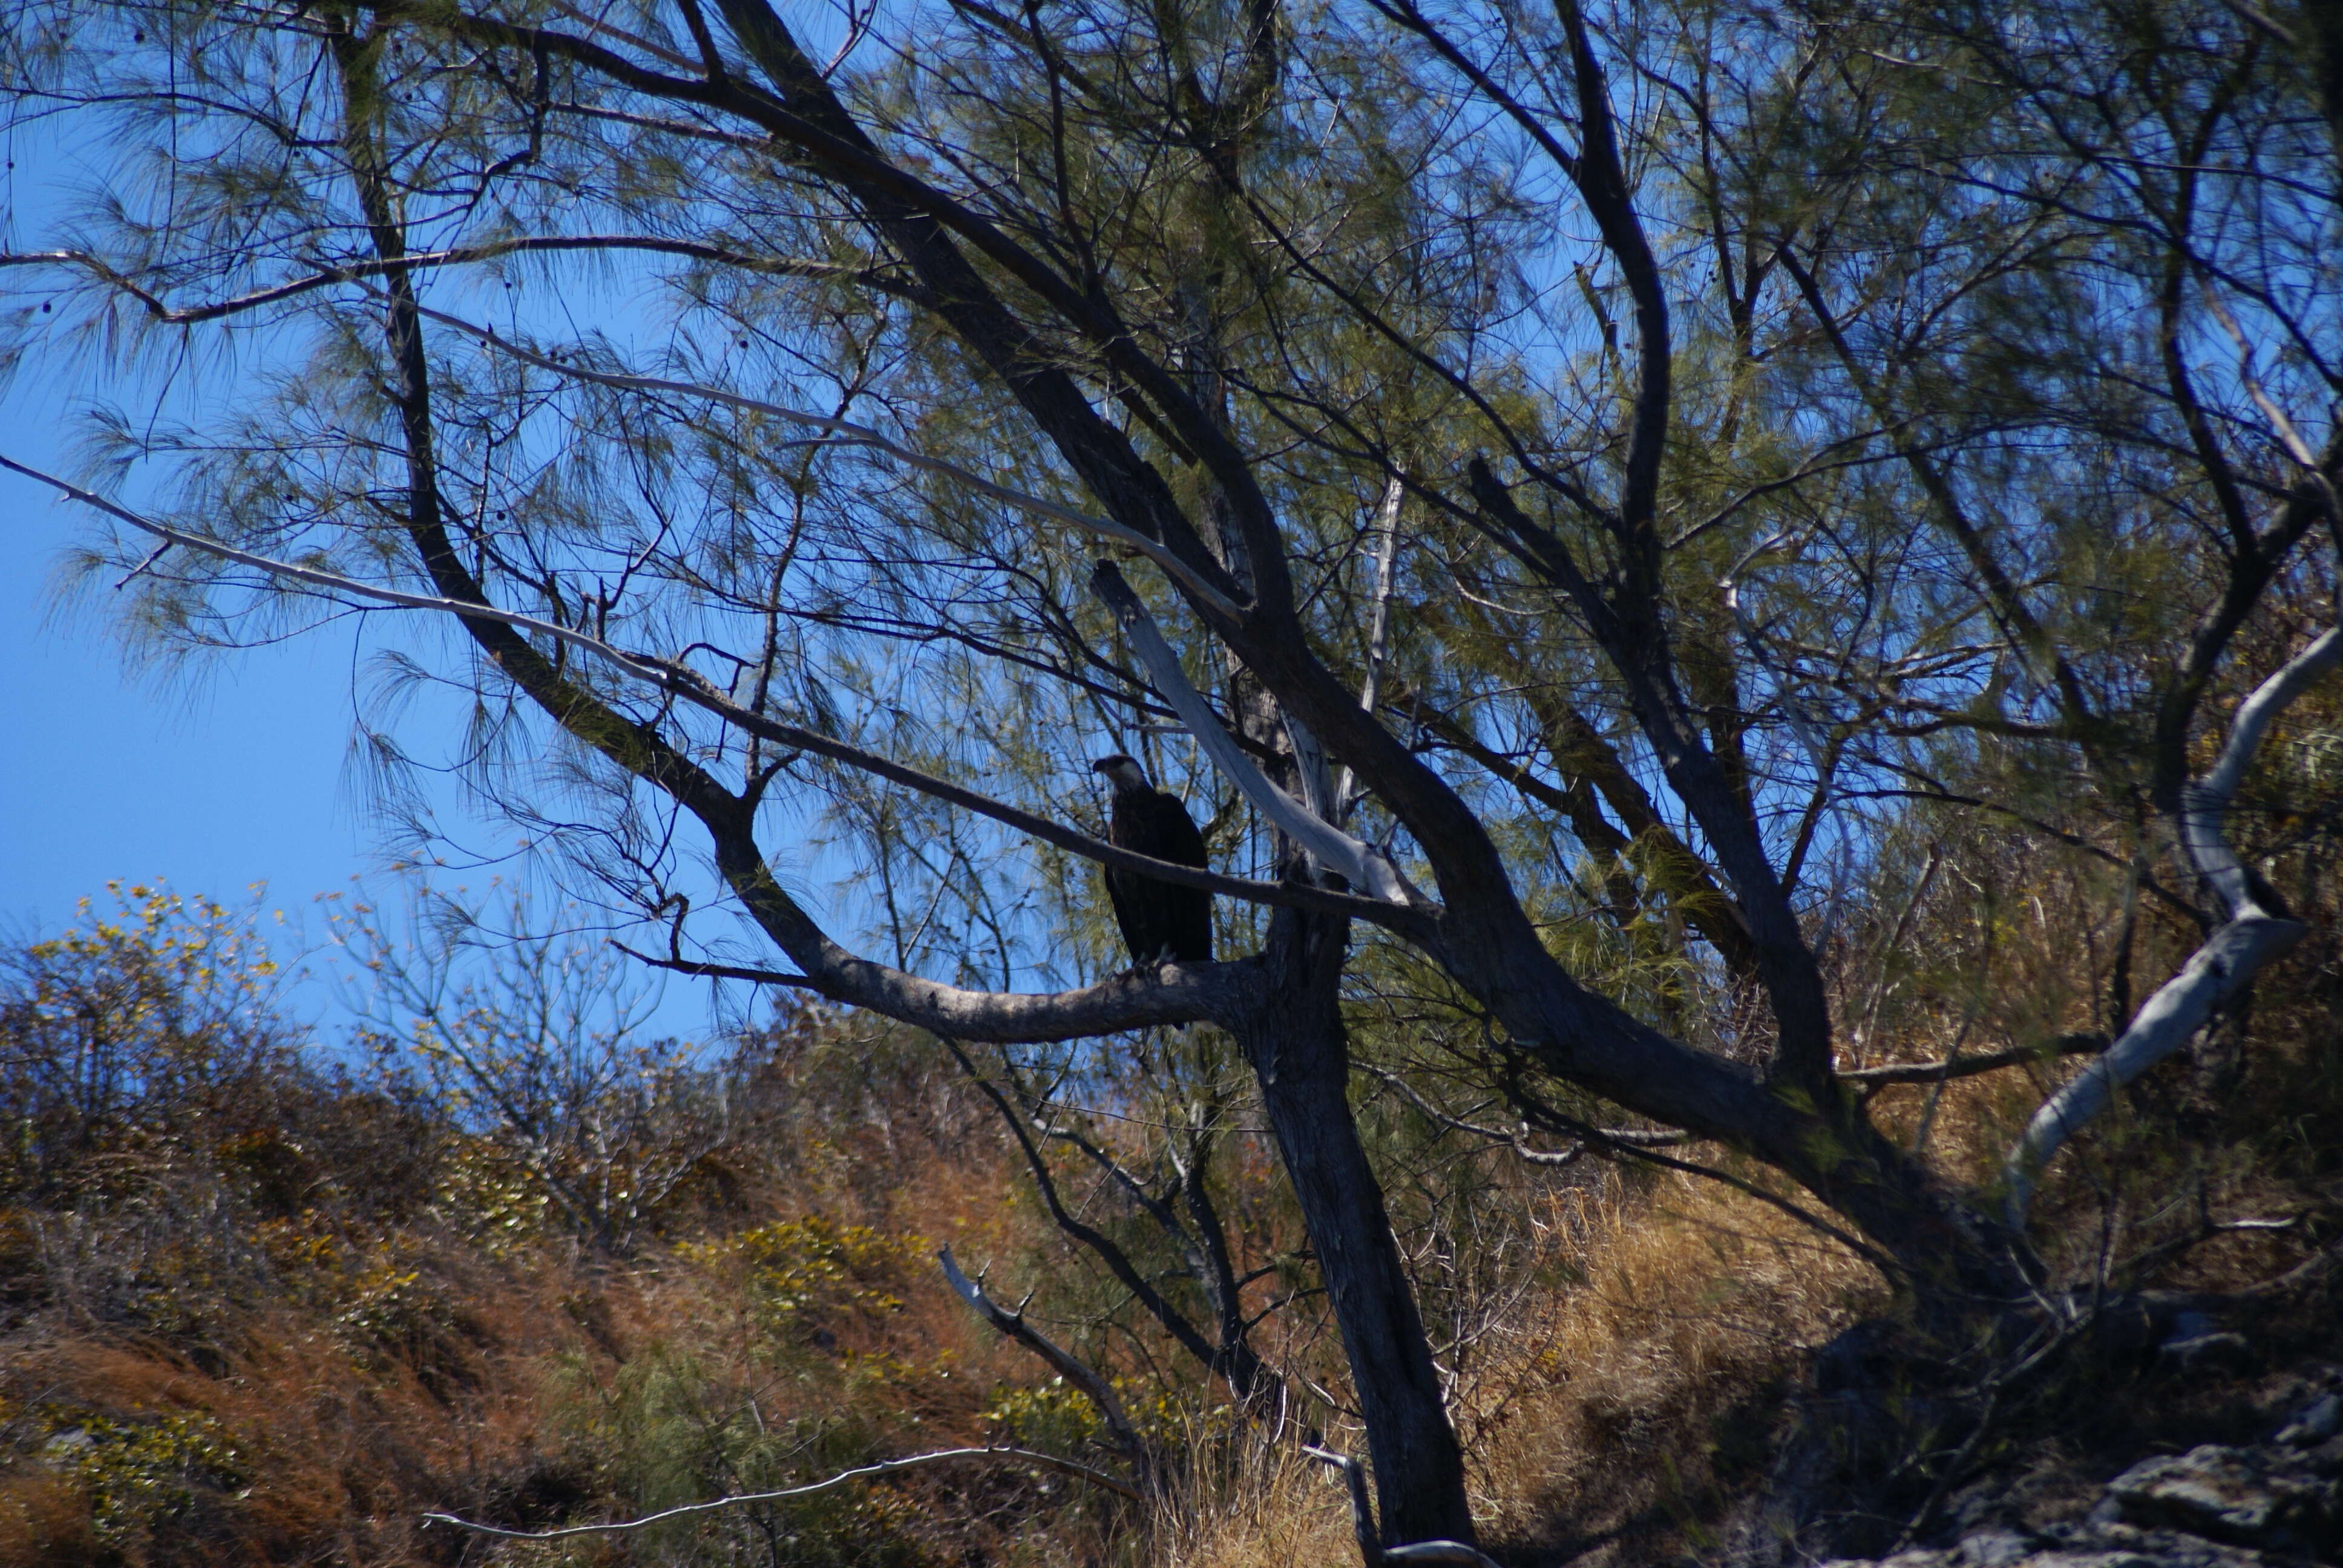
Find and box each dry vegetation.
[2,868,2339,1568]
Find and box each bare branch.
[2003,916,2304,1222]
[937,1246,1149,1470]
[2187,627,2343,918]
[1843,1032,2106,1091]
[422,1445,1139,1540]
[2005,627,2338,1220]
[2,239,900,325]
[1090,561,1423,905]
[1334,474,1404,819]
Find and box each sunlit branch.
[1090,561,1423,906]
[2004,626,2336,1221]
[422,1445,1139,1539]
[937,1246,1149,1468]
[1334,474,1403,820]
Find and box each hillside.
[2,884,2338,1568]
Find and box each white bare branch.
[1090,561,1424,906]
[1335,474,1404,818]
[421,1444,1139,1539]
[2003,626,2338,1221]
[937,1246,1147,1465]
[2188,626,2342,919]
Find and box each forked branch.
[2004,626,2338,1220]
[1090,560,1422,905]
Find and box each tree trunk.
[1236,903,1475,1548]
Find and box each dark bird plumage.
[1091,755,1213,965]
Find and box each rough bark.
[1234,903,1475,1548]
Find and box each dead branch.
[421,1444,1139,1539]
[937,1246,1150,1473]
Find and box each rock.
[2158,1334,2255,1375]
[2070,1523,2283,1567]
[2102,1445,2336,1553]
[2276,1394,2340,1448]
[1818,1522,2290,1568]
[1956,1527,2036,1567]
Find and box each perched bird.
[1090,754,1213,965]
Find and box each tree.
[7,0,2341,1546]
[331,881,739,1253]
[0,883,300,1198]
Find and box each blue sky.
[0,352,747,1044]
[0,90,769,1044]
[2,118,394,970]
[1,457,379,929]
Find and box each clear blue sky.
[3,80,887,1046]
[1,460,384,929]
[2,117,408,969]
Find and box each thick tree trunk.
[1236,904,1475,1548]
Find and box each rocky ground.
[1819,1371,2343,1568]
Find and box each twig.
[610,942,825,988]
[421,1445,1139,1539]
[1366,1065,1687,1158]
[1889,1379,2004,1552]
[1305,1444,1383,1565]
[1845,1031,2106,1092]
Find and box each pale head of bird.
[1090,754,1152,793]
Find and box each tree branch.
[0,455,1412,937]
[2005,626,2337,1220]
[1091,560,1423,906]
[422,1445,1138,1539]
[1843,1032,2106,1091]
[2,239,904,324]
[936,1246,1149,1472]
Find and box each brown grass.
[1454,1170,1884,1566]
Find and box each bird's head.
[1090,754,1152,792]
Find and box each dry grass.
[1453,1170,1884,1565]
[5,866,2338,1568]
[1147,1442,1357,1568]
[0,1071,1112,1567]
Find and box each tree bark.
[1234,903,1475,1548]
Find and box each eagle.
[1090,754,1213,965]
